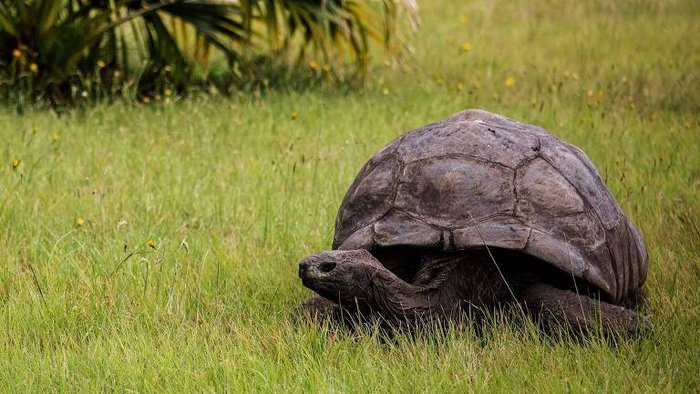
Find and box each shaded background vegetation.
[0,0,417,106]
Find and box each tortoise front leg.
[519,283,652,337]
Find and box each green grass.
[1,0,699,391]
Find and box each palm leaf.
[0,2,18,36]
[0,0,417,103]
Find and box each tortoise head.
[299,249,392,313]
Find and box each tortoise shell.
[333,109,647,302]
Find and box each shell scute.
[515,158,585,218]
[524,229,609,294]
[452,222,531,250]
[395,157,514,228]
[334,153,399,245]
[515,158,607,251]
[373,210,442,248]
[539,140,621,230]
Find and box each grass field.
[1,0,699,391]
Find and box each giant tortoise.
[297,109,649,335]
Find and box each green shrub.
[0,0,417,105]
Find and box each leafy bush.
[0,0,417,105]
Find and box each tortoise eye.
[319,261,337,273]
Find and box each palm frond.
[0,0,418,103]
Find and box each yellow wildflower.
[291,111,299,120]
[308,60,318,70]
[461,42,472,53]
[382,88,389,96]
[75,218,85,228]
[164,88,172,97]
[11,159,20,170]
[51,133,60,142]
[504,76,516,88]
[322,63,331,73]
[163,65,172,73]
[96,60,106,69]
[29,63,39,73]
[147,239,156,249]
[12,49,21,58]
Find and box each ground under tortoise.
[298,109,649,335]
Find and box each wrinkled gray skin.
[297,109,651,336]
[298,249,649,336]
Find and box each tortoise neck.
[369,267,438,320]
